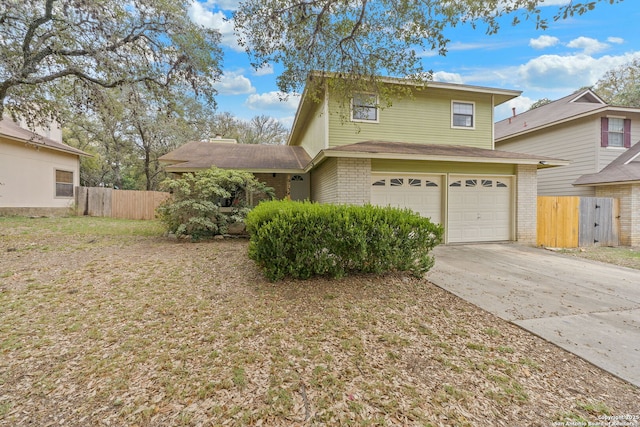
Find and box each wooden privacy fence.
[537,196,619,248]
[76,186,170,220]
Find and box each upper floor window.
[351,93,378,122]
[452,101,475,129]
[601,117,631,148]
[55,170,74,198]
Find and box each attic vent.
[572,91,605,105]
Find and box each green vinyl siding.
[371,159,516,175]
[328,87,494,150]
[294,100,327,158]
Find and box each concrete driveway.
[427,243,640,387]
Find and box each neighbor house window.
[601,117,631,148]
[452,101,474,128]
[351,93,378,122]
[55,170,74,198]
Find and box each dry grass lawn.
[558,246,640,270]
[1,216,638,426]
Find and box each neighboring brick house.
[0,118,90,216]
[495,89,640,245]
[161,76,566,244]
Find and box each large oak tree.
[594,58,640,107]
[234,0,622,99]
[0,0,222,126]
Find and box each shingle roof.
[0,118,90,157]
[574,141,640,185]
[159,141,311,172]
[325,140,567,165]
[495,89,609,141]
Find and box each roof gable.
[569,90,606,105]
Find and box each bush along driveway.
[0,217,638,426]
[429,243,640,388]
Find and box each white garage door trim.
[370,173,444,224]
[447,174,514,243]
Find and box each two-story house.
[160,76,566,244]
[495,89,640,196]
[494,89,640,245]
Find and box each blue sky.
[188,0,640,126]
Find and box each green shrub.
[157,167,274,240]
[245,200,443,281]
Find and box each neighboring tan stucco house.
[161,76,566,244]
[0,118,89,216]
[495,89,640,196]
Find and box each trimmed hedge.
[245,200,443,281]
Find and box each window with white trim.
[351,93,378,122]
[452,101,474,128]
[601,117,631,148]
[55,170,74,198]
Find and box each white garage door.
[370,175,442,224]
[447,176,512,243]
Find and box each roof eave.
[496,105,640,142]
[2,134,91,157]
[574,179,640,187]
[496,106,611,142]
[308,149,568,169]
[165,166,306,174]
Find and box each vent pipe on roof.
[512,107,516,117]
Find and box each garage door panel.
[448,175,512,243]
[371,174,443,224]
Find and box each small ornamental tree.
[157,167,274,240]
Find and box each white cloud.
[253,64,274,76]
[278,116,297,129]
[432,71,464,84]
[495,96,534,121]
[417,49,439,58]
[188,2,242,52]
[566,36,609,55]
[607,37,624,44]
[245,92,301,112]
[529,35,559,50]
[535,0,571,5]
[215,72,255,95]
[517,52,640,91]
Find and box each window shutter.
[624,119,631,148]
[601,117,609,147]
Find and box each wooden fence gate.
[76,186,170,220]
[537,196,619,248]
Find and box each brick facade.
[310,158,371,205]
[596,184,640,246]
[516,164,538,244]
[311,158,338,204]
[254,173,289,200]
[335,158,371,205]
